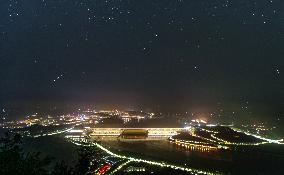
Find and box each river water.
[94,136,284,175]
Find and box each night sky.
[0,1,283,117]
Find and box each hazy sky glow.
[0,0,283,115]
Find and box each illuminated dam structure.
[88,127,194,137]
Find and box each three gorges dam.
[66,127,193,140]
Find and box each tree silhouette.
[0,133,101,175]
[0,133,51,175]
[73,145,102,175]
[51,161,73,175]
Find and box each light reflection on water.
[92,136,233,173]
[93,136,284,174]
